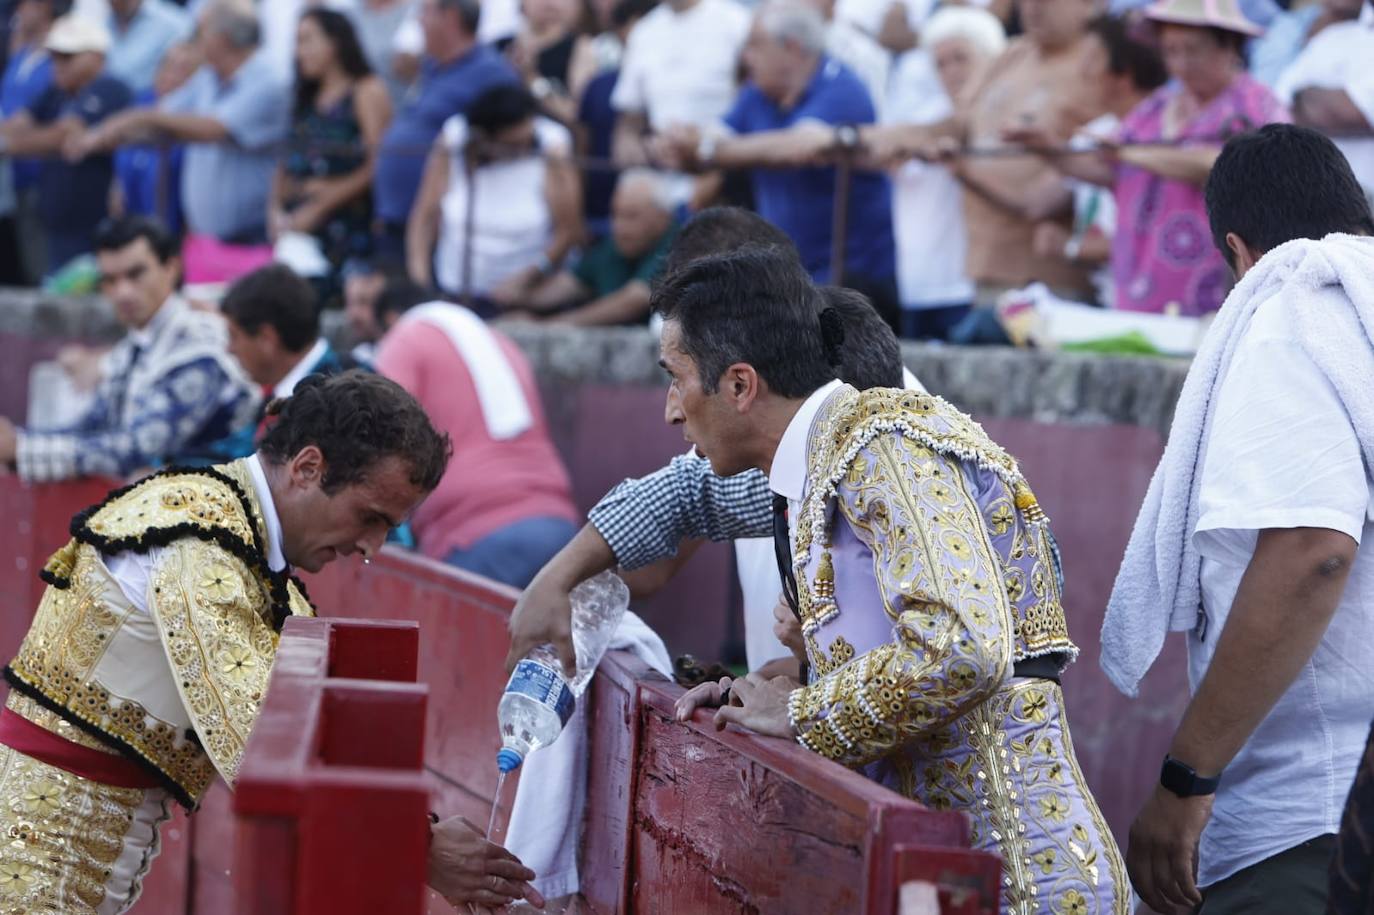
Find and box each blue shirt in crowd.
[1,45,54,192]
[1250,4,1323,88]
[162,52,290,243]
[115,89,186,236]
[29,73,134,269]
[723,57,895,284]
[107,0,193,94]
[373,44,518,225]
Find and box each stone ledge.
[499,323,1189,438]
[1,289,1189,437]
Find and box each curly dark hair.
[258,371,452,494]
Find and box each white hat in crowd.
[45,15,113,56]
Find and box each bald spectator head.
[745,1,827,105]
[611,170,675,262]
[1018,0,1097,52]
[922,7,1007,100]
[198,0,260,77]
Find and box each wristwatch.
[834,123,860,152]
[1160,756,1221,798]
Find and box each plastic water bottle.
[496,571,630,774]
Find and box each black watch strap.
[1160,756,1221,798]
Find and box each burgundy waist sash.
[0,708,161,790]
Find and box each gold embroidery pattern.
[20,545,128,689]
[911,681,1127,915]
[151,540,282,786]
[806,635,858,678]
[82,475,255,550]
[2,695,116,757]
[0,743,163,914]
[787,429,1015,769]
[8,540,221,805]
[4,666,217,806]
[794,387,1075,664]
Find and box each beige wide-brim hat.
[1145,0,1264,36]
[46,14,112,56]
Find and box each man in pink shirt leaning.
[373,280,579,587]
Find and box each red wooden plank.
[308,549,515,807]
[581,653,645,914]
[234,616,432,915]
[191,784,240,915]
[327,619,420,682]
[317,681,428,770]
[890,846,1002,915]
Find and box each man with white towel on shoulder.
[373,282,580,588]
[1101,123,1374,915]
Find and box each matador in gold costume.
[0,371,452,913]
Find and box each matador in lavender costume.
[650,249,1128,915]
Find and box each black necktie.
[111,343,144,424]
[772,494,810,684]
[772,494,801,621]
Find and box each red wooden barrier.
[234,616,431,915]
[308,550,1003,915]
[0,474,115,664]
[0,478,1011,913]
[582,650,1001,914]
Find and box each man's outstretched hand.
[711,673,799,739]
[427,815,545,911]
[506,525,620,678]
[507,569,578,679]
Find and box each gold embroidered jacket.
[784,387,1077,768]
[4,461,314,809]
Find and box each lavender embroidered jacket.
[784,386,1128,915]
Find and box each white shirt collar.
[902,366,927,393]
[769,379,843,503]
[126,293,184,350]
[245,454,287,572]
[273,337,329,398]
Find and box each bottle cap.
[496,748,524,773]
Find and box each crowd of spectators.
[0,0,1367,329]
[0,0,1371,574]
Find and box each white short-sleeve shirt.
[434,116,573,297]
[610,0,751,131]
[1274,11,1374,192]
[1190,285,1374,887]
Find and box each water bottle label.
[506,659,575,727]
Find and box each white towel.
[403,302,534,440]
[503,611,673,899]
[1101,233,1374,697]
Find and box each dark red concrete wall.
[0,368,1190,905]
[538,383,1191,844]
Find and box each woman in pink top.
[374,282,578,587]
[1015,0,1288,316]
[1111,1,1289,315]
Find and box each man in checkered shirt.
[505,282,923,678]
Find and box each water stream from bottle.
[486,770,508,841]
